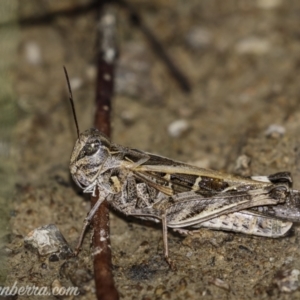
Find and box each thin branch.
[118,0,191,93]
[91,4,119,300]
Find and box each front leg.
[74,189,109,255]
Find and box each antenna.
[63,66,80,139]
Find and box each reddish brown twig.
[91,5,119,300]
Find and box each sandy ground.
[2,0,300,299]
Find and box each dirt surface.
[2,0,300,299]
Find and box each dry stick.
[118,0,191,93]
[91,6,119,300]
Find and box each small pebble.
[24,41,42,65]
[274,269,300,293]
[185,27,212,50]
[256,0,282,9]
[211,278,230,291]
[235,37,271,55]
[120,110,136,125]
[284,256,294,264]
[186,251,193,258]
[85,65,97,81]
[168,119,189,137]
[69,77,83,91]
[24,224,72,258]
[265,124,285,138]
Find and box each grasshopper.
[64,69,297,267]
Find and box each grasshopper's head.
[63,68,112,190]
[70,128,111,189]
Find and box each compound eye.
[78,141,100,160]
[84,142,100,156]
